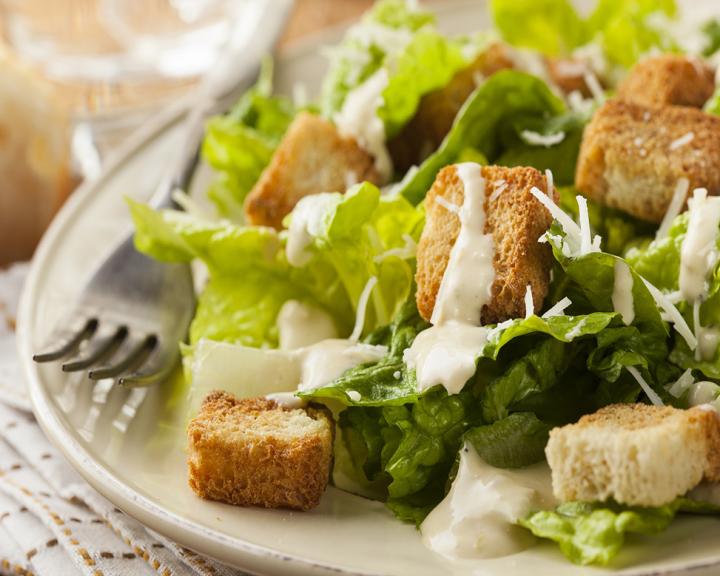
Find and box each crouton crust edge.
[187,390,334,511]
[415,164,555,324]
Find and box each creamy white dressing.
[334,69,393,182]
[404,163,496,396]
[421,443,555,560]
[612,260,635,325]
[431,163,495,325]
[679,188,720,303]
[699,327,720,361]
[286,193,340,267]
[265,392,307,410]
[297,339,387,392]
[277,300,338,350]
[687,380,720,407]
[404,324,489,394]
[189,336,386,413]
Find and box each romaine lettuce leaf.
[201,59,295,219]
[397,71,568,205]
[490,0,586,56]
[321,0,470,143]
[491,0,677,68]
[625,214,720,378]
[706,88,720,116]
[521,497,720,565]
[378,30,467,139]
[465,412,552,469]
[520,501,676,565]
[702,19,720,57]
[288,182,425,331]
[130,181,423,352]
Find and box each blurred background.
[0,0,372,266]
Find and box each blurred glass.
[0,0,250,170]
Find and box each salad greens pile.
[129,0,720,568]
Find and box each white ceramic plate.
[17,2,720,575]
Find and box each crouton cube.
[575,99,720,223]
[187,391,334,511]
[244,112,381,229]
[546,403,720,507]
[388,43,515,171]
[618,54,715,109]
[415,164,555,325]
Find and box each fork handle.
[148,0,293,210]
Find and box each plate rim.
[16,2,720,575]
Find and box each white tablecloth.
[0,263,246,576]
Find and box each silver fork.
[33,0,294,387]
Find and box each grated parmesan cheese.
[668,368,695,398]
[583,70,605,104]
[520,130,566,147]
[670,132,695,151]
[642,278,697,350]
[436,196,461,214]
[489,180,508,203]
[545,169,554,196]
[542,297,572,319]
[656,178,689,240]
[524,285,534,318]
[626,366,664,407]
[350,276,377,342]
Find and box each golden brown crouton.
[546,403,720,507]
[244,112,381,229]
[617,54,715,109]
[575,99,720,223]
[187,391,334,511]
[415,164,555,324]
[388,43,515,171]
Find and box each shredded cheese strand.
[530,186,582,243]
[626,366,664,406]
[656,178,689,240]
[642,278,697,350]
[524,285,534,318]
[350,276,377,342]
[542,297,573,319]
[576,195,594,255]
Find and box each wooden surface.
[283,0,373,44]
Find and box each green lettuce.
[491,0,677,68]
[625,214,720,378]
[702,19,720,57]
[521,498,720,565]
[201,59,295,219]
[286,182,425,331]
[321,0,471,142]
[129,181,423,350]
[398,71,577,205]
[706,88,720,116]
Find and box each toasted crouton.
[388,43,515,171]
[187,391,334,511]
[575,99,720,223]
[244,112,381,229]
[546,403,720,507]
[617,54,715,109]
[415,164,554,324]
